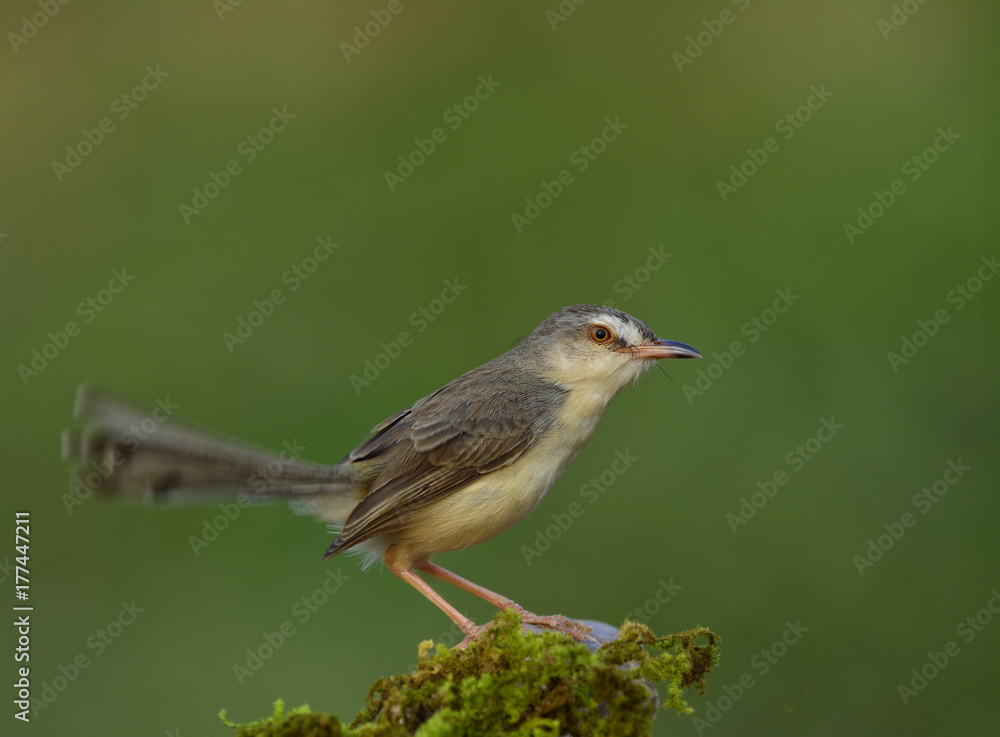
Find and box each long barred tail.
[61,384,356,512]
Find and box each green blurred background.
[2,1,997,734]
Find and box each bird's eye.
[589,325,613,344]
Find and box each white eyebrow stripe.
[589,314,644,345]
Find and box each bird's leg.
[414,561,592,641]
[383,558,488,646]
[382,547,491,648]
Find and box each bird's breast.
[395,387,611,557]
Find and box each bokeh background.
[2,2,997,735]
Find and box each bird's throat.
[548,385,613,459]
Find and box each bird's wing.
[324,385,540,557]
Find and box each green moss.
[223,611,719,737]
[221,699,344,737]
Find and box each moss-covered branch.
[221,610,719,736]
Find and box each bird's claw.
[455,622,492,650]
[507,604,587,634]
[454,608,596,649]
[517,611,596,643]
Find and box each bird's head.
[518,304,701,398]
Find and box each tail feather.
[62,384,356,511]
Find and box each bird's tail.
[61,384,358,519]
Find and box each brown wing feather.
[326,410,535,555]
[322,354,566,559]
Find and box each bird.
[62,304,700,644]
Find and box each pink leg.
[384,563,483,638]
[382,547,489,647]
[414,561,592,640]
[414,561,518,609]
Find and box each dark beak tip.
[657,339,702,359]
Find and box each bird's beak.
[615,339,702,360]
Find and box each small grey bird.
[62,304,699,643]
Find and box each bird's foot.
[455,621,492,650]
[510,606,595,643]
[452,610,595,649]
